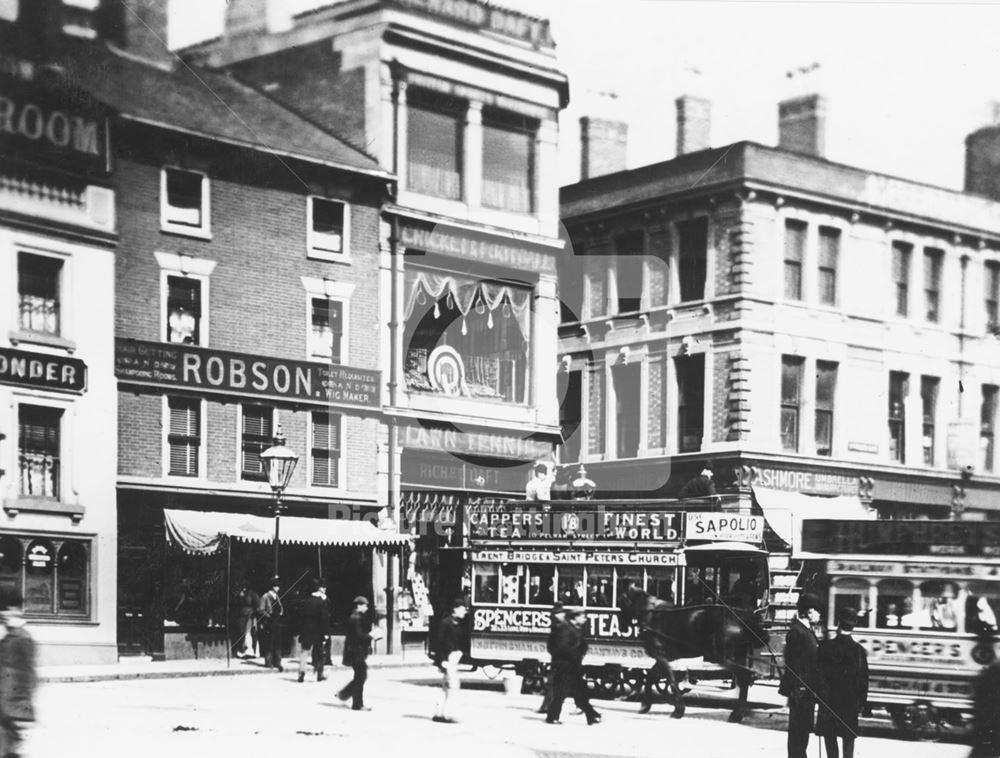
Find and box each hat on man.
[796,592,822,615]
[551,602,565,614]
[451,596,469,610]
[565,607,585,619]
[353,596,369,606]
[270,575,281,586]
[837,606,859,630]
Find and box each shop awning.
[164,509,411,555]
[753,487,876,548]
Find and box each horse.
[618,586,769,722]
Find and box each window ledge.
[160,223,212,241]
[8,330,77,353]
[3,497,85,523]
[307,250,352,265]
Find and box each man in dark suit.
[337,596,383,711]
[546,609,601,726]
[297,577,331,683]
[783,593,822,758]
[433,597,468,724]
[257,576,284,671]
[0,589,36,758]
[536,603,567,714]
[816,607,869,758]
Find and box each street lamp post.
[261,427,299,578]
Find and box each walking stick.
[225,537,232,669]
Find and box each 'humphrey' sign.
[115,339,380,410]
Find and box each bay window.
[403,268,531,404]
[0,534,90,618]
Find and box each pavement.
[38,652,425,683]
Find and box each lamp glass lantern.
[260,427,299,577]
[261,428,299,500]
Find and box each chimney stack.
[675,95,711,155]
[964,102,1000,203]
[778,94,827,157]
[98,0,173,66]
[225,0,293,39]
[579,116,628,180]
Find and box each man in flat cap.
[338,596,382,711]
[257,576,284,671]
[783,592,823,758]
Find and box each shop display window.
[0,535,90,619]
[403,268,531,403]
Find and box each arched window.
[831,577,870,629]
[0,537,22,601]
[57,542,87,614]
[876,579,912,629]
[24,539,54,614]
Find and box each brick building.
[559,93,1000,529]
[184,0,570,630]
[0,2,118,664]
[13,0,400,659]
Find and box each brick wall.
[115,127,383,496]
[118,391,161,477]
[229,42,370,155]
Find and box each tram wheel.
[622,668,645,699]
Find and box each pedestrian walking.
[545,608,601,726]
[0,589,36,758]
[536,603,567,714]
[236,582,260,658]
[815,607,869,758]
[337,596,383,711]
[257,576,284,671]
[969,660,1000,757]
[432,597,468,724]
[781,593,822,758]
[297,577,331,683]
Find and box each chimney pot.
[579,116,628,180]
[778,93,826,157]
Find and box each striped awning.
[400,491,461,525]
[164,509,410,555]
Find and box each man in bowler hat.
[816,607,869,758]
[337,596,383,710]
[297,577,331,682]
[783,593,823,758]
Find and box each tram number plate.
[871,675,972,698]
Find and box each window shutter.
[311,413,341,487]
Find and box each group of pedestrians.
[782,594,869,758]
[234,576,284,670]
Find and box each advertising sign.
[685,513,763,543]
[466,505,683,542]
[0,347,87,394]
[800,519,1000,558]
[115,339,380,410]
[470,636,649,665]
[472,607,642,640]
[0,74,109,177]
[856,632,998,669]
[869,674,974,701]
[472,549,681,566]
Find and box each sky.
[168,0,1000,191]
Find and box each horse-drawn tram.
[462,497,771,719]
[796,518,1000,738]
